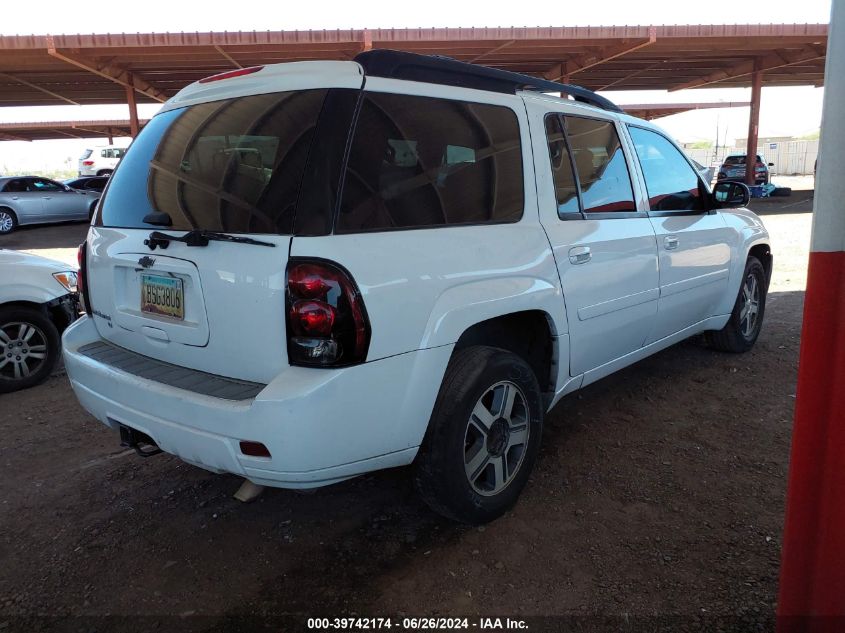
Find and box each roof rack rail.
[353,49,622,113]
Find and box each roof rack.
[353,49,622,113]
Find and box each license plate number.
[141,274,184,320]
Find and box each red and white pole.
[777,3,845,630]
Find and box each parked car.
[78,145,127,177]
[62,51,771,524]
[64,176,109,193]
[0,249,79,392]
[717,153,774,185]
[0,176,100,235]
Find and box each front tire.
[0,306,61,393]
[414,346,543,524]
[0,208,17,234]
[707,256,767,353]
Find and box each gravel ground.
[0,193,814,632]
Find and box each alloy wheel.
[739,273,760,338]
[464,381,530,496]
[0,211,13,233]
[0,321,49,381]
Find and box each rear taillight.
[286,260,370,367]
[77,242,92,316]
[198,66,263,83]
[82,160,94,166]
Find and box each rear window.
[80,149,93,160]
[336,92,524,233]
[97,89,331,234]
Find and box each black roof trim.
[353,49,622,113]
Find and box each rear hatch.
[87,63,363,383]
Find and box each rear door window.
[544,114,580,216]
[29,178,63,192]
[97,89,333,234]
[628,126,704,212]
[336,92,524,233]
[563,116,636,214]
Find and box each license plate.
[140,274,184,320]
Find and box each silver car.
[0,176,100,235]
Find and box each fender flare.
[419,276,566,351]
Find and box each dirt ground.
[0,192,815,632]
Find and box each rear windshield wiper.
[145,230,275,250]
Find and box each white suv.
[78,145,127,177]
[63,52,771,524]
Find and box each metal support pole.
[745,60,763,185]
[107,127,113,145]
[126,78,139,138]
[777,0,845,629]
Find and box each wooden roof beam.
[670,44,826,91]
[544,28,656,81]
[46,36,168,103]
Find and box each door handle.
[664,236,679,250]
[42,196,52,200]
[568,245,592,265]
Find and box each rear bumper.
[62,317,452,488]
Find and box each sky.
[0,0,832,171]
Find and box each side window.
[544,114,580,216]
[336,92,524,233]
[2,179,26,193]
[100,149,111,158]
[30,178,63,192]
[628,126,704,212]
[564,116,636,214]
[114,148,126,159]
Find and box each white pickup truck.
[62,51,771,523]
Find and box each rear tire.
[707,256,767,353]
[0,208,17,234]
[96,169,113,177]
[0,306,61,393]
[414,346,543,524]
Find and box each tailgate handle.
[141,326,170,342]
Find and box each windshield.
[97,89,331,235]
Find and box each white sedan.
[0,249,79,392]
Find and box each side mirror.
[712,181,750,209]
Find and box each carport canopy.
[0,24,829,182]
[0,118,148,141]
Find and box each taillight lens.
[77,242,92,316]
[286,260,370,367]
[82,160,94,166]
